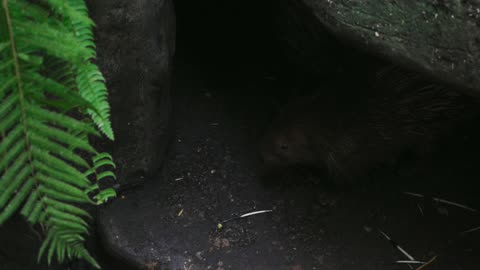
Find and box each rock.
[86,0,176,189]
[97,176,212,270]
[277,0,480,94]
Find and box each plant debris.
[217,209,273,230]
[462,225,480,234]
[403,192,477,212]
[396,260,425,264]
[415,256,437,270]
[378,229,416,261]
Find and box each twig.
[239,210,273,218]
[396,260,425,264]
[223,209,273,223]
[378,229,415,261]
[218,209,273,229]
[417,204,424,216]
[462,225,480,234]
[415,256,437,270]
[403,192,477,212]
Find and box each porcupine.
[259,66,479,185]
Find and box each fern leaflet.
[0,0,116,267]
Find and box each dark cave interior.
[173,0,480,191]
[170,2,480,268]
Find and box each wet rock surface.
[87,0,176,189]
[279,0,480,94]
[97,56,480,269]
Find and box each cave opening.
[169,1,480,268]
[172,0,480,191]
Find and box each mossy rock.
[293,0,480,93]
[87,0,176,190]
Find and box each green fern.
[0,0,116,268]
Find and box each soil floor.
[2,28,480,270]
[104,52,480,269]
[117,55,480,270]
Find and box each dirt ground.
[2,2,480,268]
[147,54,480,269]
[2,51,480,269]
[96,46,480,269]
[1,42,480,270]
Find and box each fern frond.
[0,0,116,268]
[46,0,114,140]
[77,62,114,139]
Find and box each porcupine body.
[260,66,478,185]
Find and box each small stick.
[403,192,477,212]
[415,256,437,270]
[396,260,425,264]
[223,209,273,223]
[417,204,424,216]
[434,198,477,212]
[239,210,273,218]
[462,225,480,234]
[218,209,273,229]
[378,229,416,261]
